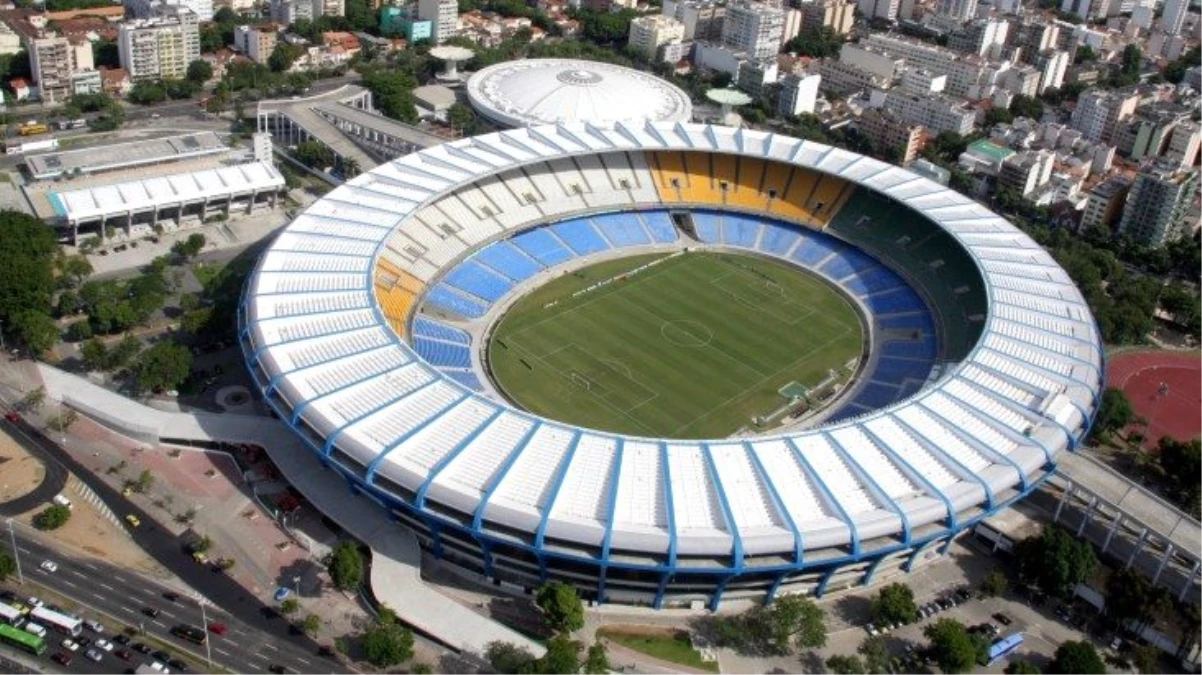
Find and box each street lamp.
[6,519,23,584]
[292,575,301,598]
[196,596,212,671]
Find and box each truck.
[17,121,49,136]
[57,118,87,130]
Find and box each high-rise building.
[998,149,1054,196]
[380,5,433,42]
[1070,89,1139,143]
[628,15,686,61]
[857,108,926,164]
[857,0,899,20]
[663,0,726,41]
[777,72,820,116]
[28,36,75,104]
[798,0,855,34]
[270,0,312,24]
[1165,121,1201,168]
[1159,0,1187,35]
[118,9,201,82]
[721,1,785,60]
[234,25,278,63]
[882,91,976,135]
[1035,49,1068,94]
[935,0,977,23]
[418,0,458,44]
[1117,164,1198,246]
[125,0,213,22]
[1079,176,1130,232]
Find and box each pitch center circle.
[661,320,713,347]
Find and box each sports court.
[487,251,863,438]
[1107,350,1201,447]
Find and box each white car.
[86,619,105,633]
[85,648,103,663]
[39,560,58,573]
[96,638,114,652]
[150,661,168,672]
[62,638,80,652]
[27,597,44,608]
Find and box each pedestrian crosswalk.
[68,478,122,529]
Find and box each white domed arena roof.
[466,58,693,128]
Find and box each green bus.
[0,622,47,656]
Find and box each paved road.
[0,416,67,516]
[0,413,345,674]
[5,528,337,674]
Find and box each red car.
[51,652,73,666]
[115,648,134,661]
[4,411,19,423]
[208,622,227,635]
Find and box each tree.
[1075,45,1096,63]
[65,320,93,342]
[1015,526,1097,598]
[301,613,321,635]
[1095,388,1136,433]
[858,636,889,674]
[136,469,155,492]
[1048,641,1105,674]
[14,310,58,355]
[762,594,827,652]
[128,80,169,105]
[279,598,300,614]
[537,634,582,674]
[447,102,475,130]
[486,641,537,674]
[1157,438,1201,512]
[0,212,59,325]
[1132,644,1160,673]
[826,654,866,674]
[1006,660,1042,674]
[171,233,206,261]
[785,25,845,58]
[0,547,16,581]
[59,255,93,287]
[534,581,584,633]
[583,640,609,674]
[870,582,918,625]
[20,388,45,411]
[361,614,414,667]
[187,59,213,83]
[33,504,72,530]
[108,335,142,371]
[327,541,364,591]
[293,141,336,170]
[134,340,193,392]
[923,618,989,674]
[980,571,1008,597]
[269,42,304,73]
[1010,95,1045,121]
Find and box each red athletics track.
[1106,351,1202,447]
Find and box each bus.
[29,606,82,636]
[17,122,49,136]
[986,633,1024,665]
[0,623,47,656]
[170,624,207,645]
[0,603,22,625]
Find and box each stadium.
[238,120,1104,609]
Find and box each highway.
[0,411,345,674]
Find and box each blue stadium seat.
[444,260,514,302]
[862,287,927,315]
[881,338,937,360]
[842,266,905,297]
[722,215,761,248]
[474,241,544,282]
[791,234,846,267]
[691,212,721,243]
[640,211,679,243]
[551,218,610,255]
[426,285,488,318]
[415,337,472,368]
[877,313,935,333]
[850,381,902,410]
[442,369,483,391]
[592,213,652,248]
[873,357,933,382]
[414,317,471,344]
[819,252,863,280]
[758,221,802,256]
[512,229,575,267]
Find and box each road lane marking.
[120,606,135,614]
[214,648,232,657]
[223,639,239,646]
[83,563,98,571]
[263,643,278,651]
[152,620,167,628]
[295,657,311,665]
[59,579,77,589]
[99,584,115,592]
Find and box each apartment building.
[998,149,1055,196]
[628,15,685,61]
[125,0,214,21]
[1117,164,1199,246]
[118,9,200,82]
[662,0,726,41]
[234,25,278,63]
[882,91,976,135]
[28,35,93,104]
[1079,176,1130,232]
[1070,89,1139,143]
[721,1,784,60]
[858,108,927,164]
[777,72,820,116]
[418,0,458,44]
[798,0,854,34]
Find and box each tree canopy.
[134,340,194,393]
[361,610,414,667]
[858,636,890,674]
[1095,388,1136,434]
[870,583,918,625]
[1048,640,1106,674]
[328,541,364,591]
[826,654,866,674]
[534,581,585,633]
[1006,660,1042,674]
[0,211,57,346]
[923,618,989,674]
[0,547,15,582]
[1157,437,1201,515]
[33,504,72,530]
[187,59,213,83]
[707,594,827,655]
[785,26,845,58]
[1015,526,1097,598]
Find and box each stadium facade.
[239,121,1103,608]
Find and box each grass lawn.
[597,627,719,673]
[488,250,863,438]
[191,261,225,290]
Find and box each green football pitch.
[487,251,864,439]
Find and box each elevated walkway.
[35,363,545,659]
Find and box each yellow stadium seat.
[724,157,770,211]
[807,175,848,224]
[649,152,689,202]
[682,152,723,205]
[778,168,820,225]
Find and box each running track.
[1106,351,1201,447]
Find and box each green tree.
[14,310,58,355]
[279,598,300,614]
[301,613,321,635]
[293,141,336,170]
[361,613,414,667]
[583,640,609,674]
[1010,95,1045,120]
[486,641,537,674]
[1132,644,1160,673]
[135,469,155,492]
[1015,526,1097,598]
[537,634,583,674]
[65,320,93,342]
[33,504,72,530]
[1157,437,1201,513]
[328,541,364,591]
[785,25,845,58]
[923,618,989,674]
[128,80,169,104]
[269,42,305,73]
[108,335,142,371]
[1048,640,1105,674]
[1006,660,1042,674]
[1095,388,1136,433]
[171,233,206,260]
[187,59,213,83]
[0,211,57,340]
[534,581,585,633]
[0,547,16,581]
[1075,45,1096,63]
[134,340,193,392]
[447,102,475,130]
[858,635,889,674]
[826,654,866,674]
[870,582,918,625]
[59,255,93,286]
[20,388,45,411]
[980,570,1008,597]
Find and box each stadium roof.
[49,162,285,223]
[25,132,227,181]
[240,121,1103,561]
[466,59,693,128]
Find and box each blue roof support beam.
[825,432,912,547]
[655,442,678,610]
[785,438,859,557]
[743,442,803,565]
[415,409,505,509]
[534,431,584,581]
[472,421,543,533]
[290,360,424,426]
[912,402,1030,492]
[888,414,995,510]
[363,392,471,485]
[266,341,393,396]
[701,444,745,574]
[597,439,625,604]
[860,426,957,530]
[321,375,440,458]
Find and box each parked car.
[168,657,187,671]
[96,638,114,652]
[993,612,1013,626]
[126,514,142,527]
[86,619,105,633]
[51,652,72,666]
[116,648,134,661]
[142,607,161,618]
[208,622,227,635]
[113,634,131,645]
[163,592,180,602]
[61,639,79,652]
[85,648,103,663]
[273,587,290,602]
[132,642,152,654]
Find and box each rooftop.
[967,139,1016,162]
[25,132,228,181]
